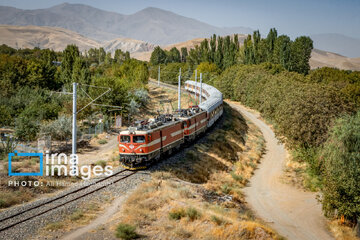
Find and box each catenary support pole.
[178,68,181,111]
[194,69,197,103]
[200,73,203,104]
[72,82,77,155]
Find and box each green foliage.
[243,29,313,74]
[307,67,360,107]
[115,223,138,239]
[215,64,353,148]
[191,62,220,85]
[321,111,360,222]
[150,46,167,65]
[289,36,313,74]
[60,45,80,85]
[150,62,186,85]
[98,139,108,145]
[40,115,72,141]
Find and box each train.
[117,80,223,170]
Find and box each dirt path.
[228,101,334,240]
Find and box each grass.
[0,190,33,208]
[211,215,226,225]
[45,222,65,231]
[115,223,138,240]
[70,210,84,221]
[98,139,108,145]
[95,160,107,168]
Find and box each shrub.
[95,160,107,168]
[115,223,138,239]
[321,111,360,223]
[215,64,354,148]
[186,207,201,221]
[169,208,186,220]
[211,215,226,225]
[97,139,108,145]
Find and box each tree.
[181,47,188,62]
[290,36,313,74]
[266,28,278,60]
[72,57,90,85]
[168,47,181,63]
[60,45,80,84]
[273,35,292,70]
[321,111,360,224]
[192,62,220,85]
[150,46,166,65]
[210,34,217,62]
[215,36,224,69]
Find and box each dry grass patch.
[329,220,360,240]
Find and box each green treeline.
[149,29,314,85]
[0,44,149,141]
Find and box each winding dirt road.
[228,101,334,240]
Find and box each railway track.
[0,169,136,233]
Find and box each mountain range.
[0,3,253,45]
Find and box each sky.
[0,0,359,39]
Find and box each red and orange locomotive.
[118,80,223,170]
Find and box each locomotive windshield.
[120,135,131,143]
[133,135,145,143]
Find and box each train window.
[133,135,145,143]
[120,135,130,143]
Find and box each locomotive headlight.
[140,149,143,152]
[122,149,125,152]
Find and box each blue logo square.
[8,151,43,176]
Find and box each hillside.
[311,33,360,58]
[310,49,360,71]
[0,25,154,54]
[0,25,100,52]
[0,3,253,45]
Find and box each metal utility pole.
[200,73,203,104]
[158,65,160,86]
[72,82,77,155]
[178,68,181,111]
[194,69,197,103]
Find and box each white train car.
[184,80,223,127]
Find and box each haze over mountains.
[0,3,253,45]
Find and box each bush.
[115,223,138,240]
[95,160,107,168]
[97,139,108,145]
[321,111,360,223]
[211,215,226,225]
[168,208,186,220]
[215,64,354,148]
[185,207,201,221]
